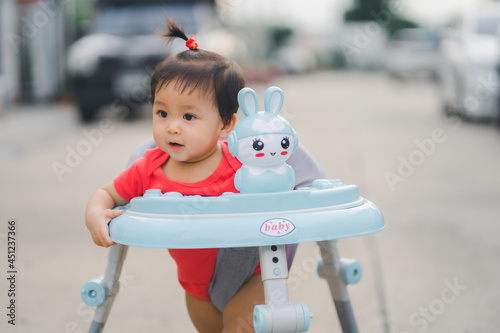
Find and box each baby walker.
[81,87,385,333]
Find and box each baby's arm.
[85,183,129,248]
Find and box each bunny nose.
[270,152,276,156]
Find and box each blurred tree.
[344,0,386,21]
[268,25,294,50]
[344,0,418,37]
[261,25,294,59]
[74,0,96,39]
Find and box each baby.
[85,20,261,332]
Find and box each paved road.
[1,71,499,332]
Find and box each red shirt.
[114,141,259,300]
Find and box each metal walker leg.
[253,245,312,333]
[81,240,362,333]
[81,244,128,333]
[317,240,363,333]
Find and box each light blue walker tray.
[83,179,384,333]
[109,179,384,248]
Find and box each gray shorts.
[208,244,298,312]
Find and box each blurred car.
[273,45,317,74]
[67,0,223,122]
[438,2,500,121]
[385,27,440,80]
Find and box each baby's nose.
[167,121,181,134]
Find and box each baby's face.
[152,84,227,163]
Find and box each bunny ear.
[264,86,284,115]
[237,88,258,116]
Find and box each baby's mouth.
[169,142,183,147]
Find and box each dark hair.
[150,20,245,126]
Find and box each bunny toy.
[228,86,298,193]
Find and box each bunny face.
[228,86,298,161]
[237,133,295,167]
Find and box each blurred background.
[2,0,500,122]
[1,0,500,332]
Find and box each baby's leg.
[222,274,264,333]
[185,293,223,333]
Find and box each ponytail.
[163,19,188,41]
[163,19,198,50]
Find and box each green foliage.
[386,17,418,37]
[344,0,389,22]
[267,25,294,50]
[343,0,418,36]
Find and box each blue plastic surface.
[81,280,106,307]
[253,305,267,333]
[109,179,385,249]
[301,303,312,331]
[342,259,363,285]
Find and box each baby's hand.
[85,209,122,248]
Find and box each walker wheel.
[341,259,363,285]
[81,279,107,307]
[253,305,270,333]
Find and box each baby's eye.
[281,136,290,149]
[158,111,168,118]
[253,139,264,151]
[184,114,196,121]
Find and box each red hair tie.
[186,35,199,50]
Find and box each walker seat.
[81,178,384,333]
